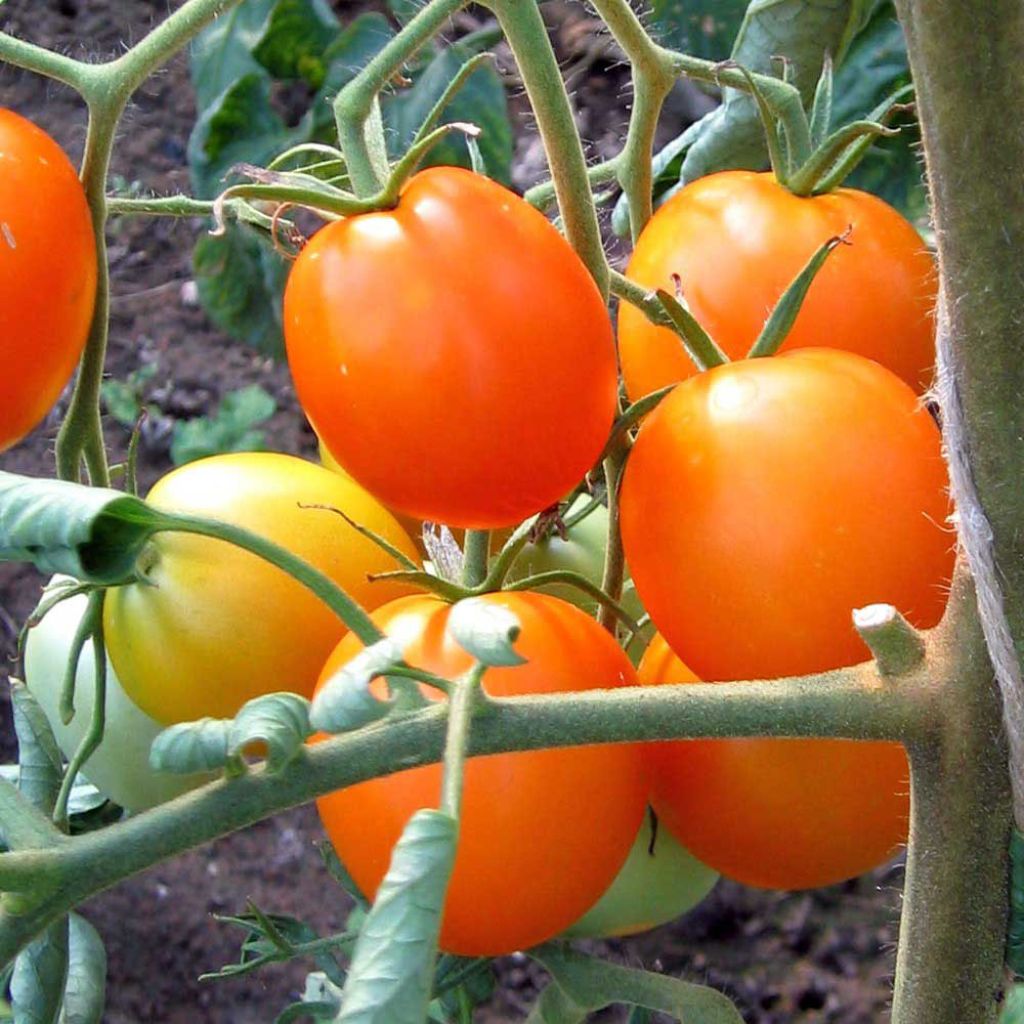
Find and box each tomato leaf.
[1003,985,1024,1023]
[60,914,106,1024]
[149,719,231,775]
[648,0,746,60]
[335,809,457,1024]
[447,597,525,667]
[228,693,313,771]
[310,638,403,734]
[0,472,161,586]
[252,0,339,85]
[1006,829,1024,977]
[9,682,62,816]
[10,918,68,1024]
[527,944,744,1024]
[193,225,290,358]
[276,972,345,1023]
[170,384,277,466]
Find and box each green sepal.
[335,809,458,1024]
[446,598,524,667]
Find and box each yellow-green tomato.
[103,452,418,725]
[24,578,213,812]
[563,809,719,939]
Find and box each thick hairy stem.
[0,659,931,966]
[893,575,1012,1023]
[891,1,1024,827]
[484,0,608,295]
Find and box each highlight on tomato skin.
[619,352,954,891]
[0,108,97,452]
[313,591,650,957]
[284,166,619,530]
[617,170,937,401]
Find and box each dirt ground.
[0,2,902,1020]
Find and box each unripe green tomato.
[506,497,649,656]
[564,808,719,939]
[23,578,214,812]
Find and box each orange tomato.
[618,171,936,399]
[640,634,910,890]
[0,109,96,451]
[284,166,618,529]
[314,592,648,956]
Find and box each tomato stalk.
[460,531,491,589]
[331,0,470,197]
[481,0,609,295]
[439,665,486,821]
[0,652,934,969]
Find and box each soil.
[0,2,901,1021]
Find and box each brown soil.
[0,2,900,1021]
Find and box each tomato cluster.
[12,112,953,957]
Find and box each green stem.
[484,0,608,295]
[503,570,638,634]
[891,577,1012,1023]
[609,269,674,329]
[596,443,628,633]
[155,513,382,646]
[524,160,621,211]
[0,33,91,91]
[439,666,484,820]
[0,654,935,966]
[333,0,469,196]
[461,530,491,589]
[587,0,676,240]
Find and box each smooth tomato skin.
[314,592,649,957]
[618,171,936,399]
[639,635,910,890]
[0,109,96,451]
[24,578,213,812]
[285,166,619,529]
[104,453,418,725]
[621,349,954,682]
[563,805,718,939]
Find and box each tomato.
[617,171,936,399]
[314,592,648,956]
[0,109,96,451]
[563,806,718,939]
[284,166,618,529]
[104,453,418,725]
[620,352,954,889]
[24,578,213,812]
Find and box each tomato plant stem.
[0,654,935,969]
[0,33,91,92]
[483,0,609,296]
[332,0,469,197]
[461,531,491,589]
[597,442,628,635]
[439,666,484,821]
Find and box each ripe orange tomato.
[620,351,954,889]
[0,109,96,451]
[104,453,418,724]
[617,171,936,399]
[639,634,911,890]
[314,592,648,956]
[284,166,618,529]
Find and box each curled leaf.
[228,692,313,771]
[309,637,403,734]
[150,718,231,775]
[447,598,524,667]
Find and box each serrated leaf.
[253,0,339,85]
[310,638,402,734]
[60,915,106,1024]
[228,693,312,771]
[446,598,524,667]
[188,72,299,198]
[193,224,290,356]
[150,719,231,774]
[527,944,744,1024]
[191,0,278,110]
[11,919,68,1024]
[170,384,277,466]
[336,809,457,1024]
[384,38,512,184]
[10,682,62,815]
[0,473,160,585]
[649,0,746,60]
